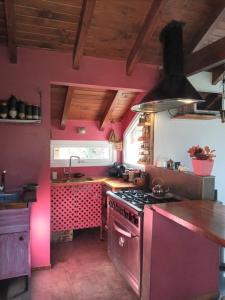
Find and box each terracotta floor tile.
[0,228,139,300]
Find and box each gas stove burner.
[112,189,180,211]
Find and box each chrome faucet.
[0,170,6,193]
[65,156,80,178]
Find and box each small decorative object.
[0,102,8,119]
[167,159,174,170]
[77,127,86,134]
[115,141,123,151]
[188,145,215,176]
[8,95,18,119]
[108,130,123,151]
[174,162,181,169]
[108,130,117,143]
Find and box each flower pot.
[192,159,214,176]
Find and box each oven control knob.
[134,217,139,226]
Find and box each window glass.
[51,140,116,167]
[123,115,142,166]
[53,146,110,160]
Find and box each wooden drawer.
[0,208,30,234]
[0,231,30,280]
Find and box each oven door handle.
[113,221,135,238]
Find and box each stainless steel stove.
[107,189,179,297]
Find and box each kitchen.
[0,0,225,299]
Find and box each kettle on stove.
[152,178,169,197]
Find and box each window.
[123,114,142,167]
[51,140,116,167]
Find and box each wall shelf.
[137,113,154,165]
[0,119,41,124]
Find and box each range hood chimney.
[131,20,204,113]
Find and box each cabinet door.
[51,185,76,231]
[75,184,102,229]
[0,232,29,280]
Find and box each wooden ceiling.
[51,84,138,129]
[1,0,225,78]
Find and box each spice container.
[0,102,8,119]
[18,101,25,120]
[25,104,32,120]
[32,105,39,120]
[8,95,18,119]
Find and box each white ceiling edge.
[188,71,222,93]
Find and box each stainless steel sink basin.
[0,192,20,203]
[52,178,93,183]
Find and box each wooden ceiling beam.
[99,91,120,131]
[73,0,96,69]
[184,36,225,75]
[211,65,224,85]
[187,6,225,53]
[61,87,74,130]
[4,0,17,64]
[126,0,164,76]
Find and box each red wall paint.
[51,119,122,140]
[51,119,122,176]
[0,46,159,268]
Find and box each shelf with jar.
[137,113,154,165]
[0,94,42,124]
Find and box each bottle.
[8,95,18,119]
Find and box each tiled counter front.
[51,183,102,231]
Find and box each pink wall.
[51,119,123,177]
[0,45,159,268]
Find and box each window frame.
[123,113,144,169]
[50,140,116,167]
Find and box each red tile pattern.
[76,184,102,229]
[51,185,75,231]
[51,184,102,231]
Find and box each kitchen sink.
[52,178,94,183]
[0,192,20,203]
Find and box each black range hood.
[132,20,204,113]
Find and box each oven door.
[108,207,141,296]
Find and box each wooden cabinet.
[0,207,30,283]
[51,183,102,232]
[0,232,29,280]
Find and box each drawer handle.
[19,236,24,241]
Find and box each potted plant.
[187,145,215,176]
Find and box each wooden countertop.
[152,200,225,247]
[51,177,137,190]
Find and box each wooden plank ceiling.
[1,0,225,77]
[51,84,138,129]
